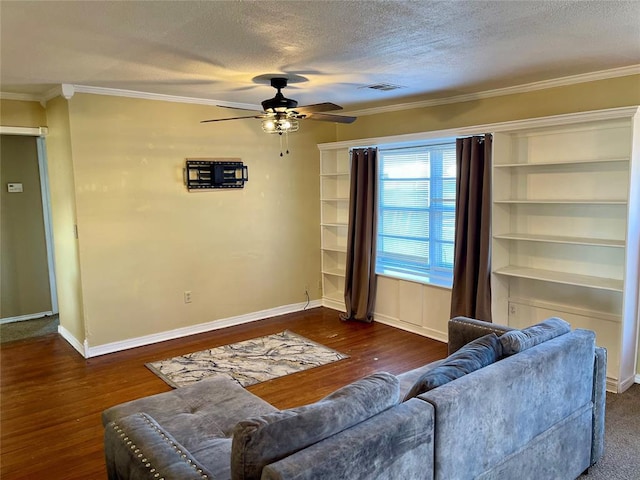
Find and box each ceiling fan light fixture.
[262,119,276,132]
[262,118,299,134]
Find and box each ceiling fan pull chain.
[279,132,284,157]
[285,130,290,155]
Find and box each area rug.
[146,330,349,388]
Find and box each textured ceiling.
[1,0,639,110]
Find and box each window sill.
[375,271,453,290]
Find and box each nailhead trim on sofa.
[111,413,209,480]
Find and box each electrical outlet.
[509,304,517,316]
[184,291,192,304]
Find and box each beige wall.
[44,97,86,344]
[0,135,52,318]
[338,75,640,141]
[0,99,47,127]
[64,94,333,347]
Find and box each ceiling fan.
[201,77,357,155]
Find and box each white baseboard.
[58,324,87,357]
[604,373,640,393]
[618,374,638,393]
[1,311,54,324]
[79,300,322,358]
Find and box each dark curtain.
[450,134,492,321]
[341,147,378,323]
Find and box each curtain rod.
[376,141,456,152]
[349,134,491,153]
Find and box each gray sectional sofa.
[103,317,606,480]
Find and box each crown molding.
[0,91,42,102]
[69,84,260,111]
[3,64,638,113]
[0,86,68,105]
[344,64,640,117]
[4,83,259,111]
[41,85,63,102]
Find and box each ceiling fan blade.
[215,104,262,113]
[295,102,343,114]
[304,112,357,124]
[200,115,265,123]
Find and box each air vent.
[361,83,405,92]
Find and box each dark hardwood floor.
[0,307,447,479]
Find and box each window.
[376,141,457,287]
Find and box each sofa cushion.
[230,372,400,480]
[397,358,446,400]
[500,317,571,355]
[102,375,278,455]
[403,333,502,401]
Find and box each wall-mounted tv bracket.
[184,159,248,190]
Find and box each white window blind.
[376,142,457,287]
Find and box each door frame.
[0,126,58,321]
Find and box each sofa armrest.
[448,316,514,354]
[591,346,607,466]
[422,329,596,479]
[104,413,212,480]
[260,398,434,480]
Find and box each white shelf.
[494,157,629,168]
[321,246,347,253]
[493,233,625,248]
[507,296,621,324]
[322,238,347,251]
[323,291,344,302]
[322,273,346,304]
[321,197,350,202]
[494,199,627,205]
[494,266,623,292]
[322,268,346,277]
[321,222,348,228]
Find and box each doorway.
[0,133,58,339]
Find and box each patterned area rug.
[146,330,349,388]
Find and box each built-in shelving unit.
[491,107,640,393]
[317,107,639,392]
[319,147,351,311]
